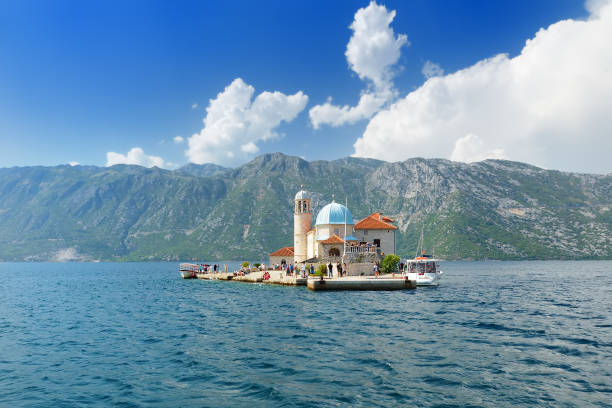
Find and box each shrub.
[381,254,401,274]
[253,263,261,268]
[314,264,327,276]
[241,261,250,268]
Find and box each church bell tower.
[293,186,311,263]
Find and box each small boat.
[405,251,443,286]
[404,226,443,286]
[179,263,200,279]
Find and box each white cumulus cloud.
[354,1,612,173]
[422,60,444,79]
[450,134,506,163]
[68,161,79,166]
[106,147,166,168]
[173,136,184,144]
[187,78,308,165]
[309,1,408,129]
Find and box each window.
[374,239,380,247]
[364,230,368,235]
[335,229,339,235]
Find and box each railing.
[344,246,378,254]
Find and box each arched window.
[328,248,340,257]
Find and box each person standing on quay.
[337,262,343,278]
[327,262,333,278]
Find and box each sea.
[0,261,610,407]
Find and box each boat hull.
[407,272,441,286]
[180,270,196,279]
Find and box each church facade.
[270,188,397,265]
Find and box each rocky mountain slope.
[0,153,609,261]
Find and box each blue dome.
[315,202,354,225]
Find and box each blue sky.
[3,0,610,173]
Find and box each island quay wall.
[193,270,416,291]
[307,277,416,291]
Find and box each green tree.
[381,254,401,274]
[314,264,327,276]
[242,261,250,268]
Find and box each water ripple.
[0,260,610,407]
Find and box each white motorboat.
[405,253,443,286]
[179,263,200,279]
[404,227,443,286]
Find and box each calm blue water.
[0,261,610,407]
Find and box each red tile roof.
[354,213,398,230]
[269,246,294,256]
[318,234,345,244]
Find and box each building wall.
[306,230,315,260]
[320,243,344,258]
[354,228,396,255]
[269,255,292,267]
[316,224,355,240]
[293,212,311,263]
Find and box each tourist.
[337,263,343,277]
[327,262,333,278]
[309,264,314,275]
[286,265,290,276]
[343,262,347,277]
[290,263,294,276]
[301,263,306,278]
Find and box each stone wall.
[354,228,396,255]
[269,255,291,267]
[343,251,382,264]
[346,263,376,276]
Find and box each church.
[269,188,397,266]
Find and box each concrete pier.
[307,276,416,291]
[193,270,415,291]
[196,270,307,286]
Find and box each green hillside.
[0,153,609,261]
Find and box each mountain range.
[0,153,610,261]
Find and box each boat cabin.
[407,259,439,274]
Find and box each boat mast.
[415,223,424,258]
[343,196,347,257]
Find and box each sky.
[1,0,611,173]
